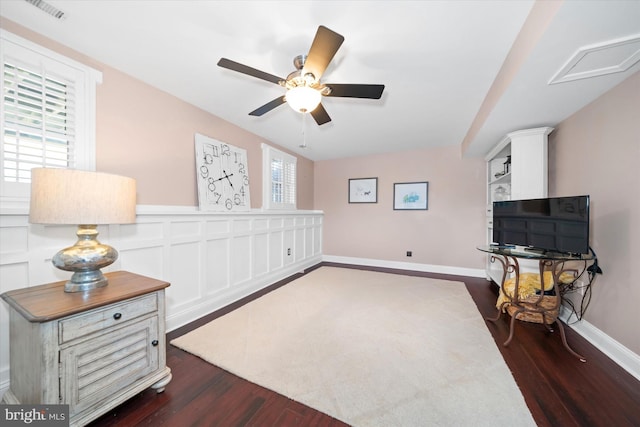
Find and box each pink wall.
[1,18,315,209]
[315,146,487,270]
[96,67,315,208]
[549,71,640,355]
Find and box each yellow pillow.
[496,271,572,310]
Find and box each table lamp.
[29,168,137,292]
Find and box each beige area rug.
[171,267,535,426]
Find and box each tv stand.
[477,245,595,362]
[523,247,546,254]
[523,247,582,258]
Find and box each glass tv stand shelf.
[477,245,595,362]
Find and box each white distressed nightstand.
[1,271,172,427]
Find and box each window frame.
[261,143,297,211]
[0,29,102,207]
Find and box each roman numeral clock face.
[195,133,251,211]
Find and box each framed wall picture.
[349,178,378,203]
[394,182,428,210]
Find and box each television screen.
[492,195,590,254]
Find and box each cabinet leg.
[151,368,173,393]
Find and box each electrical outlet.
[406,251,412,257]
[287,248,291,256]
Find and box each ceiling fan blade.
[324,84,385,99]
[249,96,287,116]
[303,26,345,81]
[218,58,283,85]
[310,103,331,125]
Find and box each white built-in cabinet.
[484,127,553,283]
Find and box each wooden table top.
[1,271,170,322]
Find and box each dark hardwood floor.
[89,263,640,426]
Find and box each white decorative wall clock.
[195,133,251,211]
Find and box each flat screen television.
[492,195,590,255]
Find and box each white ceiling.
[1,0,639,161]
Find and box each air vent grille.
[24,0,65,20]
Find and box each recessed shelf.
[490,172,511,185]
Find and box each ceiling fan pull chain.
[300,112,308,148]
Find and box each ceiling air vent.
[24,0,65,20]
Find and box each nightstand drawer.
[59,293,158,344]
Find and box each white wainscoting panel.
[206,238,229,294]
[0,205,323,397]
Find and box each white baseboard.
[323,255,640,382]
[322,255,486,278]
[559,306,640,381]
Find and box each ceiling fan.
[217,25,385,125]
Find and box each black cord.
[559,246,600,323]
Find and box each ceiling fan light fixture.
[286,86,321,113]
[218,26,384,125]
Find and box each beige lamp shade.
[29,168,137,225]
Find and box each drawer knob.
[113,313,122,320]
[152,340,159,346]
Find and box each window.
[262,143,297,210]
[0,30,101,204]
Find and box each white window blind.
[262,143,297,210]
[0,30,101,204]
[3,62,76,183]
